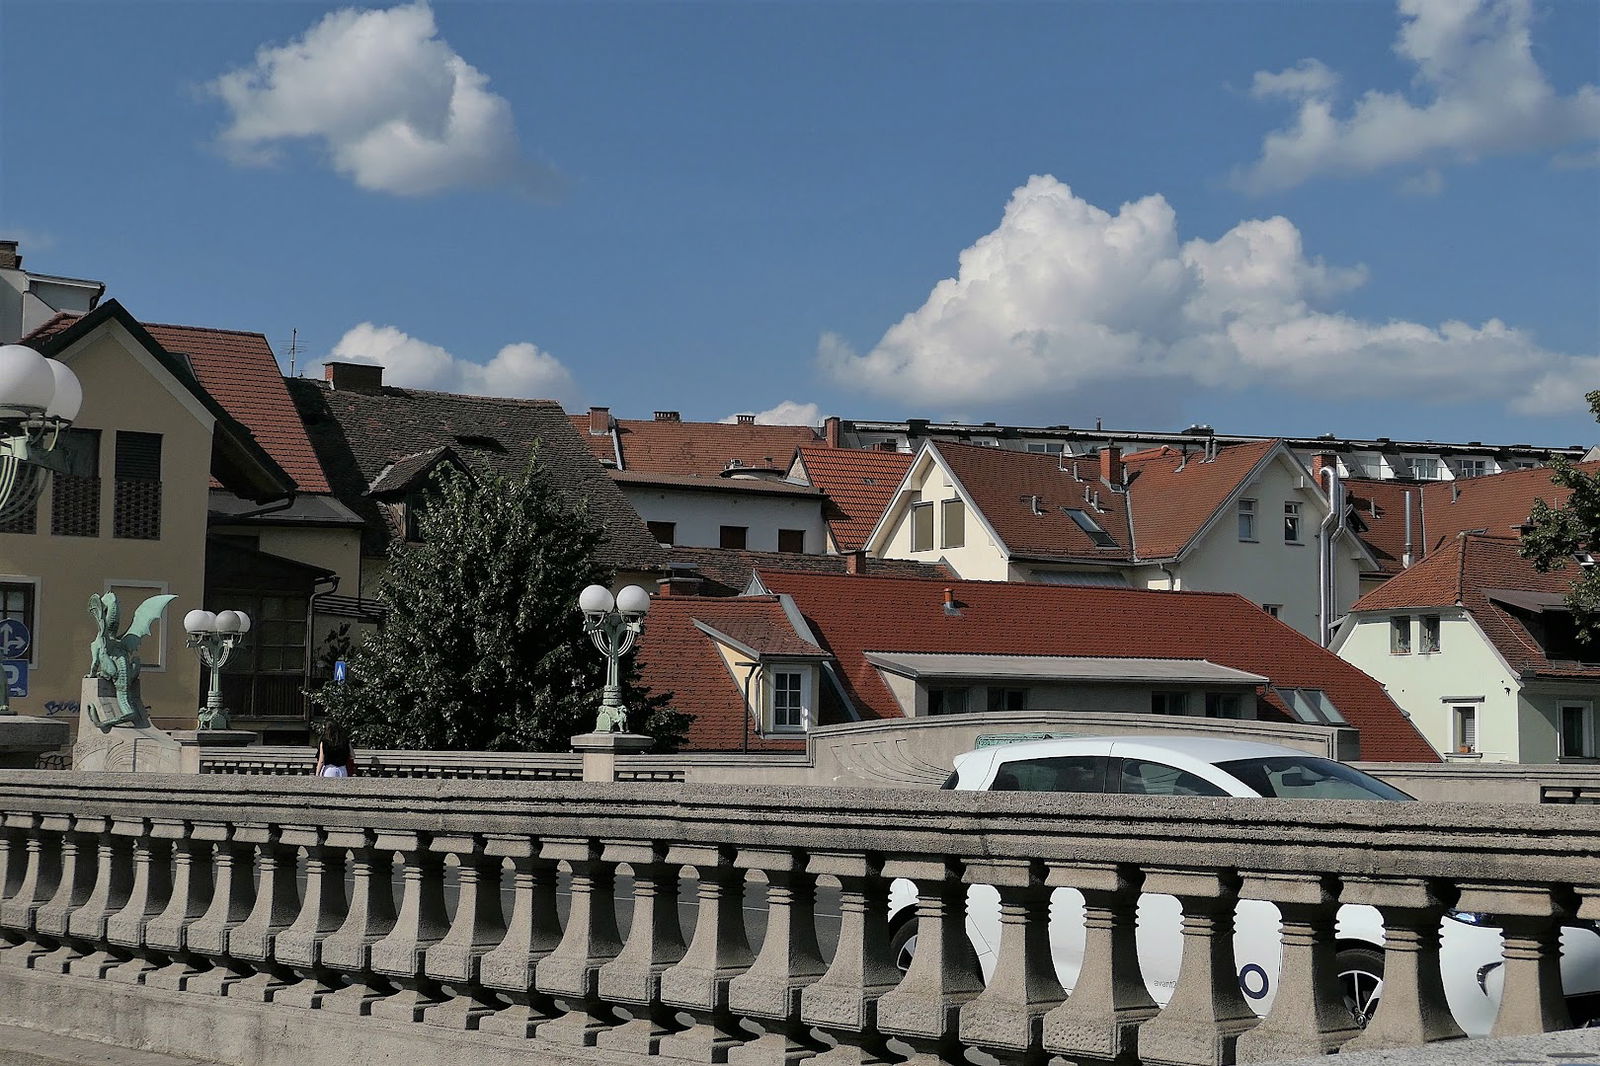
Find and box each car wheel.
[1337,945,1385,1028]
[889,914,918,975]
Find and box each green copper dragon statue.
[86,591,177,733]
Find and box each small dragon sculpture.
[86,591,177,733]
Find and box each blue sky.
[3,0,1597,445]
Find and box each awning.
[863,652,1267,685]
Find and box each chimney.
[736,414,756,425]
[1099,446,1123,486]
[1311,453,1337,482]
[658,572,702,597]
[824,416,841,447]
[844,550,866,574]
[588,406,611,436]
[323,361,384,391]
[654,411,681,422]
[0,240,19,270]
[906,418,929,440]
[943,587,956,611]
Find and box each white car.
[887,735,1600,1036]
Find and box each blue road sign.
[333,660,348,683]
[0,619,30,661]
[3,660,27,698]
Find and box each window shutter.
[113,432,162,540]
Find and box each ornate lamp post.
[183,609,252,730]
[0,343,83,521]
[578,583,650,733]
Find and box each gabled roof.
[665,545,953,596]
[929,442,1135,562]
[570,412,820,477]
[633,595,829,752]
[793,445,914,552]
[1121,440,1282,560]
[755,571,1438,761]
[1349,534,1599,681]
[365,446,463,496]
[27,301,293,503]
[1418,463,1600,552]
[288,379,663,569]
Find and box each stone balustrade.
[0,771,1597,1066]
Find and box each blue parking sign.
[3,660,27,698]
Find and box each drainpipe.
[1403,491,1414,569]
[1318,465,1345,648]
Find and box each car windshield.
[1215,756,1414,800]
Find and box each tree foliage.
[1521,390,1600,642]
[313,455,689,752]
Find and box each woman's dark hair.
[320,721,351,764]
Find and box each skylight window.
[452,434,506,453]
[1062,508,1117,547]
[1273,687,1348,725]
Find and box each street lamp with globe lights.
[578,583,650,733]
[184,608,251,730]
[0,344,83,522]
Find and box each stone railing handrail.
[2,772,1596,1065]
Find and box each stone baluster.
[1233,873,1359,1061]
[0,813,63,967]
[367,831,452,1021]
[1135,870,1257,1066]
[595,841,688,1055]
[104,818,175,984]
[423,834,509,1029]
[31,816,105,974]
[799,851,902,1065]
[1041,862,1159,1065]
[1455,883,1574,1036]
[272,825,350,1008]
[658,844,756,1062]
[0,816,23,906]
[143,820,217,991]
[319,829,399,1016]
[224,823,303,1001]
[185,825,258,997]
[65,823,135,980]
[1337,877,1463,1051]
[728,849,830,1065]
[535,837,625,1047]
[958,860,1065,1066]
[876,858,985,1066]
[477,835,563,1038]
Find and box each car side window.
[987,756,1109,793]
[1115,758,1229,797]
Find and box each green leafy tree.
[314,455,689,751]
[1521,389,1600,642]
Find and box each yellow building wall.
[877,457,1010,581]
[0,325,212,735]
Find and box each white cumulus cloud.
[1237,0,1600,192]
[210,1,554,197]
[327,323,579,405]
[720,401,823,426]
[820,175,1597,417]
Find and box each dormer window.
[768,666,813,733]
[403,490,429,542]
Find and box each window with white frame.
[1283,501,1302,543]
[1560,703,1596,759]
[770,668,810,732]
[1025,442,1065,454]
[1406,457,1442,480]
[1453,705,1477,753]
[1238,498,1257,541]
[940,498,965,549]
[1262,603,1282,619]
[1455,459,1488,479]
[1420,614,1441,654]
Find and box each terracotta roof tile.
[794,445,914,552]
[1342,479,1425,574]
[756,571,1438,762]
[1418,462,1600,552]
[1121,440,1279,560]
[569,413,820,477]
[664,546,952,596]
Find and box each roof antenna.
[286,327,301,377]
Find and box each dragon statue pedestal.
[73,678,183,772]
[0,715,70,770]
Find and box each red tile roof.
[1351,534,1598,682]
[665,546,952,596]
[1417,463,1600,552]
[756,571,1438,761]
[569,413,820,477]
[1121,440,1280,560]
[142,322,331,493]
[934,442,1135,561]
[1342,478,1425,574]
[794,445,914,552]
[634,596,821,752]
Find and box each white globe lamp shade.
[0,345,56,415]
[579,584,615,615]
[183,610,218,634]
[214,610,242,634]
[43,360,82,421]
[233,611,252,634]
[616,584,651,617]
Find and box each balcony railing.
[0,771,1596,1065]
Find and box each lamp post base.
[569,731,654,783]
